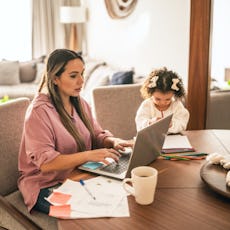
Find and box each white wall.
[85,0,190,86]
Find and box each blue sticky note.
[82,162,103,170]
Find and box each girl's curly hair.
[140,67,186,99]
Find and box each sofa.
[0,56,46,100]
[0,56,144,104]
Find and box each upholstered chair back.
[92,84,143,140]
[0,97,30,196]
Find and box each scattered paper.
[46,176,130,219]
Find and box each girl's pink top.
[18,93,113,211]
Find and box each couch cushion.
[110,70,134,85]
[0,61,20,85]
[19,61,36,83]
[20,56,46,83]
[0,83,38,100]
[6,191,57,230]
[0,206,28,230]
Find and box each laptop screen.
[78,114,172,180]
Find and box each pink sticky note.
[49,192,71,205]
[49,204,71,218]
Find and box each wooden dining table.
[58,129,230,230]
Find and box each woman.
[18,49,132,214]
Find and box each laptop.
[78,114,172,180]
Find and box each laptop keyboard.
[100,155,130,174]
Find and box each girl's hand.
[87,148,121,164]
[148,117,160,125]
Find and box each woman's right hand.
[86,148,121,164]
[41,148,120,173]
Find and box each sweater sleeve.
[135,99,154,132]
[168,101,190,134]
[24,106,60,168]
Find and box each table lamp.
[60,6,86,51]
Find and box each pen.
[79,179,96,200]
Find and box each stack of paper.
[162,134,195,153]
[46,176,130,219]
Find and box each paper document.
[47,176,130,219]
[162,134,195,153]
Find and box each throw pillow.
[34,62,46,84]
[0,61,20,85]
[19,61,36,82]
[110,70,134,85]
[20,55,46,83]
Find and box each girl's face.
[152,90,174,111]
[54,58,84,99]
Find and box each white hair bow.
[148,76,159,88]
[171,78,180,91]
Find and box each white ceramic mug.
[122,166,158,205]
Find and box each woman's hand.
[103,137,134,152]
[40,148,121,173]
[86,148,121,164]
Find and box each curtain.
[32,0,64,58]
[32,0,82,58]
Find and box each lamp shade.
[60,6,86,23]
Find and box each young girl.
[135,67,189,134]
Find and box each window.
[211,0,230,84]
[0,0,32,61]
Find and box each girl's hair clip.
[171,78,180,91]
[148,76,159,88]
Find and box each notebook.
[78,114,172,180]
[162,134,195,153]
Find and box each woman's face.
[54,58,84,98]
[152,90,174,111]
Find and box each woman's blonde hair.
[38,49,95,151]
